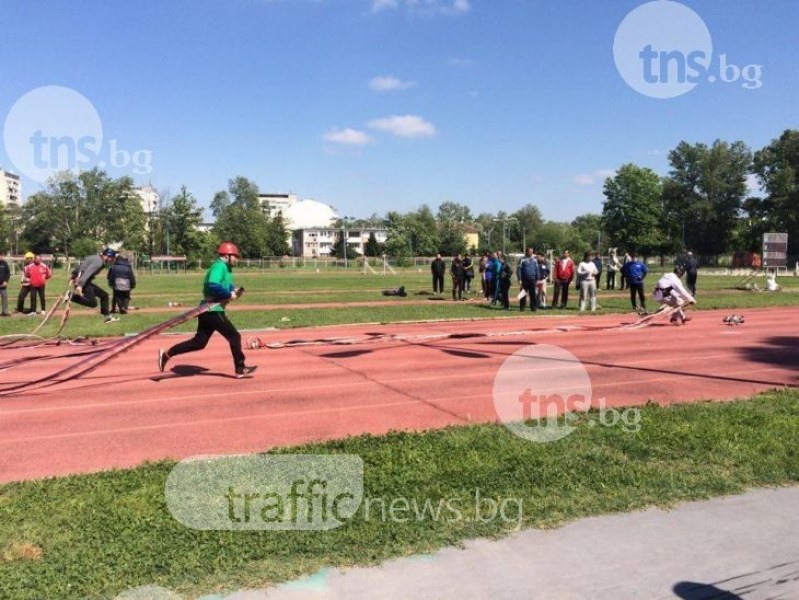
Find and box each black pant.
[686,272,697,296]
[167,311,245,370]
[520,277,537,311]
[620,274,627,290]
[500,279,511,309]
[606,271,616,290]
[485,278,494,301]
[30,287,46,312]
[452,277,464,300]
[432,274,444,294]
[16,285,31,312]
[113,290,131,313]
[629,282,646,310]
[72,283,110,316]
[553,279,570,308]
[595,273,602,289]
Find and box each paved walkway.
[218,487,799,600]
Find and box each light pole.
[340,216,353,269]
[493,217,518,255]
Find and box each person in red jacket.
[553,250,575,309]
[26,254,52,315]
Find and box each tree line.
[1,128,795,262]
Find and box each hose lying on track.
[0,302,219,397]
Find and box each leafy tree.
[439,221,467,256]
[158,186,204,258]
[601,163,664,257]
[437,201,472,224]
[211,176,271,257]
[364,232,384,257]
[570,213,604,251]
[509,204,544,251]
[329,229,358,260]
[752,129,799,253]
[664,140,752,260]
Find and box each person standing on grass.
[498,253,513,310]
[516,247,539,312]
[592,252,603,290]
[620,250,631,290]
[577,252,599,312]
[26,254,52,315]
[450,253,465,301]
[479,251,488,298]
[536,253,549,309]
[158,242,256,379]
[15,252,34,314]
[606,249,619,290]
[431,253,445,296]
[553,250,575,309]
[463,253,475,293]
[491,250,503,305]
[71,248,120,324]
[684,251,699,296]
[0,253,10,316]
[107,253,136,314]
[622,252,649,314]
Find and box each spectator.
[553,250,575,309]
[577,252,599,312]
[606,249,619,290]
[498,253,513,310]
[516,247,539,312]
[620,250,631,290]
[592,252,603,290]
[26,254,52,315]
[622,252,648,314]
[71,248,120,324]
[482,251,494,301]
[108,254,137,314]
[684,251,699,296]
[0,253,10,316]
[450,254,465,301]
[431,253,445,295]
[463,254,475,292]
[491,251,503,305]
[536,253,549,309]
[15,252,34,314]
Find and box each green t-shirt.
[203,258,233,312]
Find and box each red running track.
[0,307,796,483]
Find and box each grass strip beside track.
[0,390,797,598]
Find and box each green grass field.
[1,390,797,599]
[2,268,796,339]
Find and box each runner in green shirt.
[158,242,256,378]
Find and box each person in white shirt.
[577,252,599,312]
[653,265,695,325]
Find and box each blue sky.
[1,0,796,221]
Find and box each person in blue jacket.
[622,252,649,314]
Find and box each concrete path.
[221,487,799,600]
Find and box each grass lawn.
[1,269,797,339]
[1,390,798,599]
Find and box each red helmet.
[217,242,240,257]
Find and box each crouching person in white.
[653,265,695,325]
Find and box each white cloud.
[369,75,417,92]
[574,169,616,185]
[371,0,398,12]
[372,0,470,16]
[367,115,437,138]
[323,128,373,145]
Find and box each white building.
[134,185,159,214]
[0,169,21,208]
[258,193,297,219]
[293,227,388,258]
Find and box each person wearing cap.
[158,242,256,378]
[654,265,695,325]
[71,248,119,323]
[15,252,35,314]
[0,252,10,316]
[26,254,52,315]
